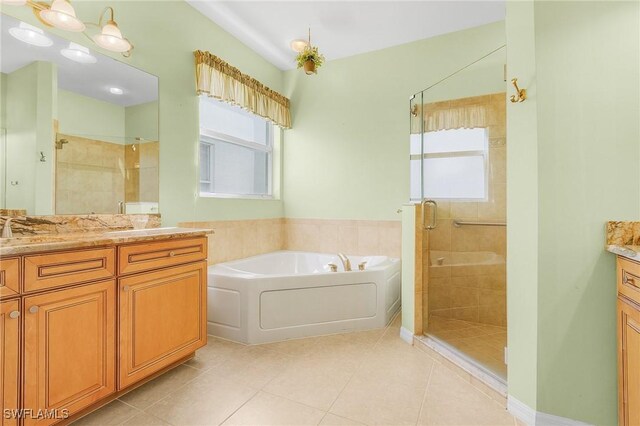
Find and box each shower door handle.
[421,199,437,230]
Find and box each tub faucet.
[338,253,352,272]
[2,218,13,238]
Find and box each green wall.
[3,1,285,224]
[505,0,539,413]
[58,89,126,143]
[5,62,56,215]
[125,101,159,143]
[507,2,640,424]
[282,22,505,221]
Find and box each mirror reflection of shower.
[411,45,508,382]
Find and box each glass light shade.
[39,0,85,32]
[290,39,308,53]
[93,22,131,53]
[1,0,28,6]
[60,42,97,64]
[8,22,53,47]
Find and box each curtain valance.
[194,50,291,129]
[411,103,487,134]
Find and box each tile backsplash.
[179,218,401,265]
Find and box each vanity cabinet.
[1,299,20,426]
[0,233,208,425]
[23,280,116,426]
[119,261,207,388]
[617,257,640,426]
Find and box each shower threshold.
[415,334,507,397]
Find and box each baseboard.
[399,326,413,344]
[507,396,592,426]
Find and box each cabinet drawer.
[24,248,115,293]
[0,257,20,299]
[118,237,207,275]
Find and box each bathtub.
[207,251,401,344]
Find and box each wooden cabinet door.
[119,262,207,388]
[619,297,640,426]
[1,300,20,426]
[23,281,116,426]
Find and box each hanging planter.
[295,29,325,75]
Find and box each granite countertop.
[0,227,214,256]
[607,245,640,262]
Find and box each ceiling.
[1,14,157,107]
[187,1,505,70]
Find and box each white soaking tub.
[207,251,401,344]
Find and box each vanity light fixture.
[8,22,53,47]
[109,87,124,95]
[61,42,97,64]
[39,0,85,32]
[1,1,133,56]
[92,7,132,54]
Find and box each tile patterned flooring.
[74,315,517,426]
[426,317,507,380]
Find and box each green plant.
[296,45,325,71]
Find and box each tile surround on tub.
[179,218,402,265]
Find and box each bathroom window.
[410,128,488,201]
[199,96,273,198]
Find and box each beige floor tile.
[418,365,514,425]
[209,346,292,389]
[119,365,203,409]
[263,354,355,410]
[121,412,172,426]
[147,372,257,426]
[319,413,365,426]
[72,400,140,425]
[222,391,325,426]
[330,374,426,425]
[256,337,319,357]
[186,337,247,371]
[358,339,434,388]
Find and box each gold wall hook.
[510,78,527,103]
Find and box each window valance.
[411,102,487,133]
[194,50,291,129]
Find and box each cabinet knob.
[29,306,39,314]
[626,276,637,287]
[169,251,176,257]
[8,310,19,319]
[123,285,130,292]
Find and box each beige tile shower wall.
[284,218,401,258]
[427,93,507,327]
[179,218,285,265]
[124,142,159,203]
[179,218,402,265]
[55,134,124,214]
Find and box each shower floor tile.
[426,316,507,380]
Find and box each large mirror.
[0,13,159,216]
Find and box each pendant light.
[39,0,85,32]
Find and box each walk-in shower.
[410,46,507,381]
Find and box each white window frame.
[410,128,489,202]
[198,123,274,199]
